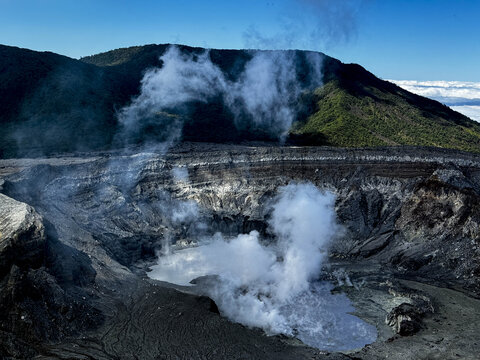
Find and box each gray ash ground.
[1,143,480,359]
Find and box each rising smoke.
[243,0,367,51]
[113,30,373,350]
[105,38,377,350]
[171,166,189,182]
[224,51,300,139]
[149,182,377,350]
[117,45,324,145]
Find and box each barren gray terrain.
[1,143,480,359]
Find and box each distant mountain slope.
[1,43,480,157]
[291,64,480,152]
[0,45,125,157]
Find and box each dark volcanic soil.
[36,279,340,360]
[1,143,480,359]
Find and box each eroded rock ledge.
[1,144,479,359]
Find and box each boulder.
[0,193,45,278]
[386,303,423,336]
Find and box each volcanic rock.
[386,303,423,336]
[0,193,45,278]
[1,144,480,359]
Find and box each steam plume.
[149,182,376,350]
[117,45,324,144]
[117,46,225,151]
[224,51,300,139]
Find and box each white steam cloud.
[390,80,480,122]
[225,51,300,137]
[171,166,189,182]
[148,182,376,350]
[117,47,225,151]
[118,46,324,144]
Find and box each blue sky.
[1,0,479,81]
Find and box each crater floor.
[1,143,479,359]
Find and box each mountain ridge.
[1,43,479,157]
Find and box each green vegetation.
[291,73,480,153]
[80,46,147,67]
[1,43,480,157]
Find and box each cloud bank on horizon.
[390,80,480,122]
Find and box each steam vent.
[1,42,480,359]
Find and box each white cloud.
[389,80,480,122]
[450,106,480,122]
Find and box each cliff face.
[1,144,480,358]
[162,145,480,293]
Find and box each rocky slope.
[2,44,480,158]
[1,144,480,359]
